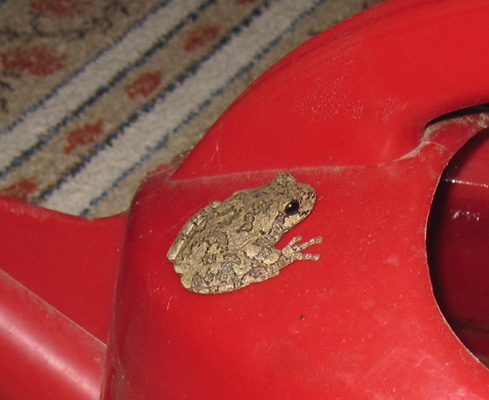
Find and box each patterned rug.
[0,0,382,217]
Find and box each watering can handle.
[173,0,489,179]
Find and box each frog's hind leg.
[240,236,323,288]
[167,210,210,261]
[241,264,281,286]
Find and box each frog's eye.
[285,200,300,216]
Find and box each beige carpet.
[0,0,383,217]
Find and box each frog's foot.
[282,235,323,262]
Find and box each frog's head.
[269,171,317,235]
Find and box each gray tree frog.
[166,171,322,294]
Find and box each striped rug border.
[40,0,329,216]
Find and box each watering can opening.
[427,106,489,369]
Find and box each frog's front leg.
[281,235,323,263]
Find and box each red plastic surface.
[103,118,489,400]
[0,198,126,342]
[0,270,105,400]
[102,0,489,399]
[0,198,126,399]
[2,0,489,399]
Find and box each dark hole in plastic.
[427,121,489,368]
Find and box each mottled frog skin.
[167,171,322,294]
